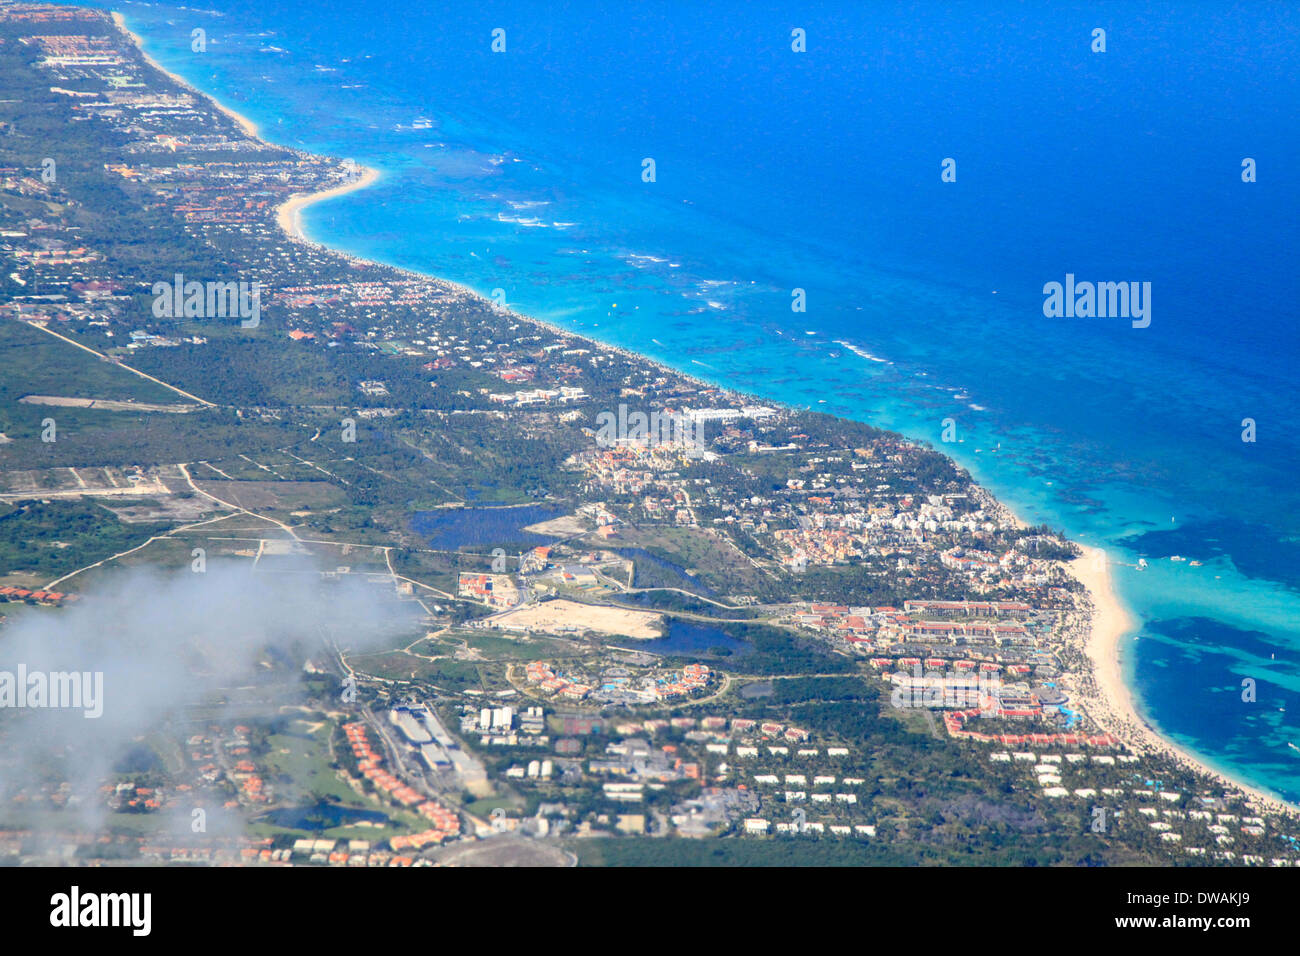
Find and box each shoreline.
[276,165,383,240]
[277,206,729,402]
[1066,544,1300,817]
[111,12,260,139]
[105,7,1299,820]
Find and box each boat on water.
[1289,742,1300,754]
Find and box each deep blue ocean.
[94,0,1299,800]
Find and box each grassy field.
[346,650,486,687]
[190,479,347,512]
[247,723,430,841]
[0,319,179,408]
[616,525,771,594]
[262,726,358,805]
[462,632,572,661]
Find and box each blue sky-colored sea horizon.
[92,0,1300,801]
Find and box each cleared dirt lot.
[487,599,663,639]
[0,465,172,500]
[523,513,589,535]
[191,479,346,511]
[431,836,572,867]
[19,394,199,413]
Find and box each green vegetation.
[724,623,856,676]
[0,499,169,578]
[569,835,1137,867]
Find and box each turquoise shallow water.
[99,0,1300,801]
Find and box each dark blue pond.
[616,547,719,597]
[262,803,390,831]
[410,504,566,550]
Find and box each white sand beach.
[111,12,260,138]
[276,166,382,240]
[1068,544,1299,817]
[112,12,381,248]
